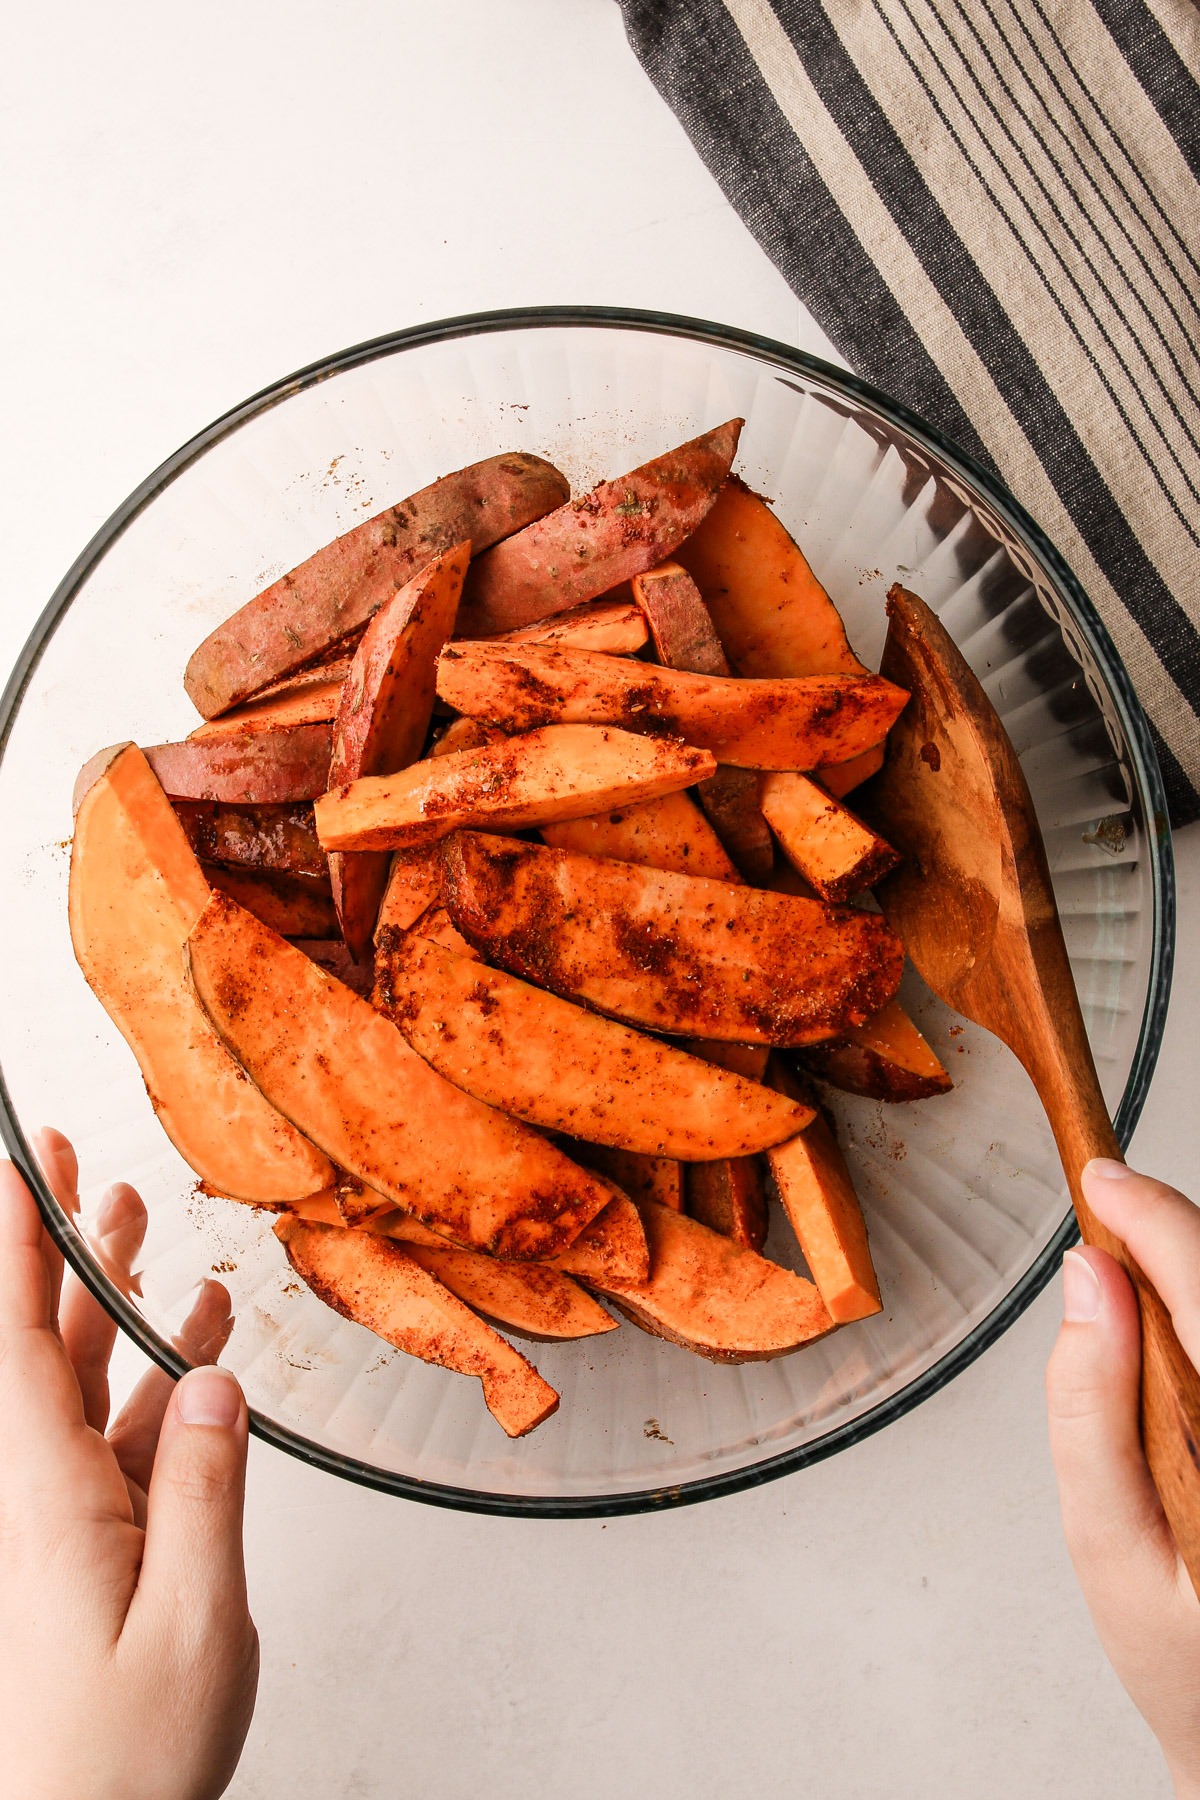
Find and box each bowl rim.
[0,303,1175,1517]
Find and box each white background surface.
[3,3,1196,1795]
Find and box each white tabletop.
[4,3,1193,1795]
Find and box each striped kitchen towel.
[618,0,1200,825]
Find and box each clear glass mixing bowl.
[0,308,1173,1515]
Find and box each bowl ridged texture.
[0,313,1170,1513]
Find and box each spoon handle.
[1042,1079,1200,1602]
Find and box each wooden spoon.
[863,583,1200,1596]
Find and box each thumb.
[1045,1247,1176,1596]
[138,1366,251,1619]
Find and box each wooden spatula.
[863,584,1200,1596]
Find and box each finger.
[60,1184,149,1434]
[134,1367,251,1633]
[0,1163,87,1450]
[1082,1160,1200,1368]
[107,1281,233,1498]
[1046,1246,1179,1598]
[33,1128,78,1319]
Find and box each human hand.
[0,1133,259,1800]
[1046,1159,1200,1799]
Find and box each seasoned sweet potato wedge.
[374,846,444,938]
[758,772,901,902]
[674,476,885,794]
[456,420,743,635]
[429,716,509,758]
[185,452,570,717]
[363,1187,651,1287]
[683,1039,770,1081]
[495,599,649,654]
[69,746,333,1204]
[440,833,905,1046]
[566,1144,684,1213]
[406,904,480,960]
[185,890,614,1259]
[144,722,332,803]
[173,801,326,877]
[274,1218,559,1436]
[188,677,344,740]
[201,862,337,938]
[593,1201,834,1363]
[328,544,469,959]
[632,561,729,675]
[315,724,716,851]
[376,934,809,1157]
[291,938,375,998]
[436,643,908,772]
[765,1061,882,1323]
[794,997,953,1102]
[685,1157,768,1253]
[541,787,739,881]
[694,767,775,884]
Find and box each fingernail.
[176,1366,243,1428]
[1083,1157,1132,1181]
[1063,1250,1102,1323]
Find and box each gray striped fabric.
[619,0,1200,824]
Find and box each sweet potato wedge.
[758,771,902,902]
[682,1039,770,1081]
[328,544,469,959]
[436,643,908,772]
[685,1157,768,1253]
[694,767,775,883]
[765,1061,882,1323]
[495,599,649,655]
[315,724,716,851]
[144,723,332,803]
[69,746,333,1204]
[185,890,615,1259]
[674,476,885,794]
[185,452,570,717]
[376,934,809,1158]
[173,801,326,877]
[593,1201,834,1363]
[201,862,337,938]
[363,1187,651,1287]
[794,997,953,1102]
[188,677,344,740]
[632,561,730,675]
[274,1218,559,1436]
[406,904,480,960]
[374,846,444,937]
[541,787,739,882]
[429,717,508,758]
[291,938,375,998]
[566,1144,684,1213]
[456,420,743,635]
[440,833,905,1046]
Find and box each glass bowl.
[0,307,1172,1516]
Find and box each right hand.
[1046,1158,1200,1798]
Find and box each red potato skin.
[328,544,469,960]
[440,832,905,1047]
[144,723,332,803]
[184,453,570,718]
[172,801,326,877]
[436,642,909,772]
[456,420,744,636]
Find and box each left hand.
[0,1132,259,1800]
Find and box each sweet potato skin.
[315,724,716,851]
[185,890,615,1259]
[377,934,809,1158]
[593,1201,834,1363]
[201,862,337,938]
[495,599,649,655]
[436,643,908,772]
[328,544,468,960]
[275,1218,560,1436]
[185,452,570,717]
[456,420,743,635]
[632,561,729,675]
[758,771,902,902]
[173,801,326,877]
[144,723,332,803]
[440,833,905,1047]
[793,997,953,1102]
[540,787,739,882]
[69,746,333,1204]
